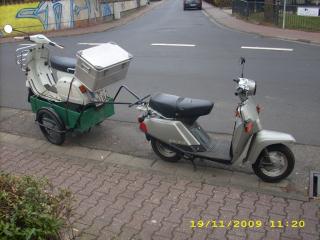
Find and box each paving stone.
[191,230,208,240]
[135,220,161,239]
[172,231,192,240]
[246,230,265,240]
[105,152,134,165]
[299,232,320,240]
[151,160,178,174]
[155,221,178,238]
[117,226,139,240]
[208,227,228,240]
[125,214,149,231]
[87,149,111,161]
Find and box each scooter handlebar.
[49,41,64,49]
[55,43,64,49]
[14,36,30,40]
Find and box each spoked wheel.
[151,138,181,162]
[252,145,295,183]
[37,108,66,145]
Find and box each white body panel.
[16,41,120,105]
[56,76,90,105]
[144,118,200,146]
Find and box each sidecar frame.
[30,85,149,144]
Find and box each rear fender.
[245,130,295,164]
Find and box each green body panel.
[30,96,115,132]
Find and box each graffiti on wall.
[15,0,112,30]
[0,0,146,33]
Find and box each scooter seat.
[50,56,76,73]
[149,93,214,119]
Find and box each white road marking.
[151,43,196,47]
[78,43,105,45]
[241,46,293,51]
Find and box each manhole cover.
[309,171,320,198]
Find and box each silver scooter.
[136,58,295,182]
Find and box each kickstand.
[190,158,197,172]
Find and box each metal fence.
[232,0,320,31]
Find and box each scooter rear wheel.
[252,145,295,183]
[151,139,181,162]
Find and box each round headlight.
[246,79,256,96]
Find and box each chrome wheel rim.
[260,151,288,177]
[156,141,177,158]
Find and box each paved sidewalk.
[202,2,320,45]
[1,135,319,240]
[1,133,319,240]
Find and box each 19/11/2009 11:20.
[190,219,306,229]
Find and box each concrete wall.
[0,0,147,32]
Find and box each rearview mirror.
[240,57,246,65]
[4,25,13,34]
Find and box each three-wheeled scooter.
[3,25,149,145]
[136,58,296,182]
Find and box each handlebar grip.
[14,36,24,40]
[49,41,64,49]
[233,79,239,83]
[56,44,64,49]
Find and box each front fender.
[246,130,295,164]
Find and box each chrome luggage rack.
[16,44,35,71]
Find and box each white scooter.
[136,58,296,182]
[4,25,132,106]
[3,25,149,145]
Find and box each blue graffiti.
[15,0,104,30]
[74,0,89,17]
[16,1,60,30]
[101,3,112,17]
[53,3,62,29]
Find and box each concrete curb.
[0,1,165,44]
[202,3,320,46]
[0,131,309,201]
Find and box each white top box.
[77,42,132,70]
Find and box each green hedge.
[0,173,74,240]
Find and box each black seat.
[149,93,214,119]
[50,56,76,73]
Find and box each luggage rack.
[91,85,151,107]
[16,44,34,71]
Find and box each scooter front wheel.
[252,145,295,183]
[151,139,181,162]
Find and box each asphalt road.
[0,0,320,146]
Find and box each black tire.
[27,88,34,102]
[37,108,66,145]
[252,145,295,183]
[151,138,181,162]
